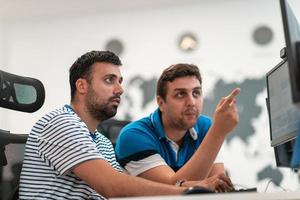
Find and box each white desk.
[111,191,300,200]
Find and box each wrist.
[209,124,227,139]
[175,179,186,187]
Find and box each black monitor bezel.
[280,0,300,104]
[266,58,297,147]
[274,139,295,167]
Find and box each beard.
[173,118,195,130]
[169,108,200,130]
[85,87,120,122]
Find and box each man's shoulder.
[122,115,153,133]
[193,115,212,134]
[197,115,212,124]
[117,115,157,146]
[40,105,75,120]
[34,105,81,131]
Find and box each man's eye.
[105,77,113,83]
[175,92,185,98]
[193,90,201,97]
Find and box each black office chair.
[97,119,131,146]
[0,131,28,200]
[0,70,45,200]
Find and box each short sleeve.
[124,154,167,176]
[115,121,159,168]
[38,113,103,175]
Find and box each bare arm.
[138,164,232,192]
[138,88,240,185]
[73,159,185,198]
[208,163,225,177]
[182,173,233,192]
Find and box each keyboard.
[231,187,257,193]
[183,186,257,195]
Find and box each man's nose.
[186,93,196,106]
[114,82,124,95]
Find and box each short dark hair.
[156,63,202,100]
[69,50,122,100]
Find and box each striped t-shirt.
[19,105,122,200]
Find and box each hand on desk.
[183,173,234,193]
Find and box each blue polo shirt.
[115,108,212,174]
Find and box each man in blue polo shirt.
[115,63,240,192]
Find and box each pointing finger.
[223,88,240,106]
[226,88,240,100]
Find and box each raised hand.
[211,88,240,137]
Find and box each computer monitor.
[266,58,300,147]
[280,0,300,105]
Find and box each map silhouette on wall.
[121,74,289,186]
[202,77,284,184]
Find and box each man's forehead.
[167,77,201,90]
[92,62,122,75]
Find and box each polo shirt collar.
[150,108,165,139]
[150,108,198,141]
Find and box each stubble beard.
[86,89,118,122]
[172,112,199,131]
[173,118,195,130]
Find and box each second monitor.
[266,58,300,147]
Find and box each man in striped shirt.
[19,50,232,199]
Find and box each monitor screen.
[280,0,300,104]
[266,59,300,147]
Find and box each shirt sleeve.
[38,114,103,175]
[124,154,167,176]
[115,122,160,170]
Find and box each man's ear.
[75,78,88,95]
[157,96,165,112]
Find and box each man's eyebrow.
[104,74,120,78]
[173,86,202,91]
[193,86,202,90]
[173,88,187,92]
[104,74,116,77]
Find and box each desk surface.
[111,191,300,200]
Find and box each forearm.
[73,159,185,198]
[106,170,185,198]
[208,163,225,177]
[173,126,226,181]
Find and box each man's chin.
[183,118,197,128]
[107,108,118,119]
[96,107,118,121]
